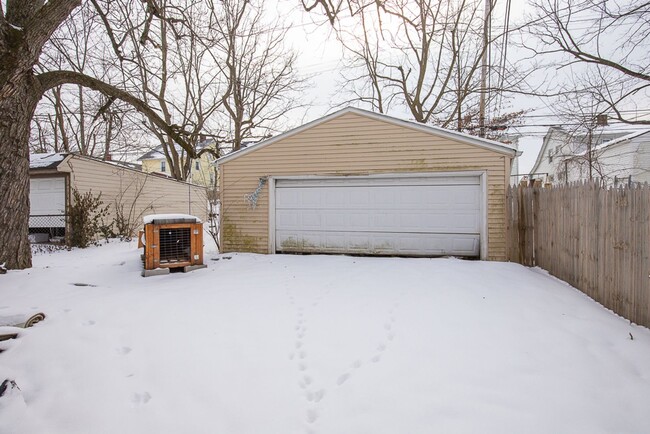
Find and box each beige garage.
[217,108,517,260]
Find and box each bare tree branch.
[37,70,194,156]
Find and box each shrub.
[68,189,111,248]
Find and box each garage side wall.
[220,112,509,260]
[66,157,208,231]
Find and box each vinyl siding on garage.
[219,111,512,260]
[65,156,208,227]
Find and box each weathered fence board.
[506,182,650,328]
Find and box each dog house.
[140,214,206,277]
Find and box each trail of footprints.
[286,281,404,432]
[336,296,400,386]
[113,343,151,407]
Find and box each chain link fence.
[28,214,67,243]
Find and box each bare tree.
[549,87,615,183]
[307,0,524,137]
[89,0,223,181]
[30,2,145,159]
[525,0,650,125]
[208,0,307,151]
[0,1,195,269]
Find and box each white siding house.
[529,127,649,185]
[595,130,650,185]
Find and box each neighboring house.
[529,126,645,185]
[499,133,520,179]
[138,137,217,187]
[29,153,208,242]
[216,107,518,261]
[592,130,650,185]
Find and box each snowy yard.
[1,241,650,434]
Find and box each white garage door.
[30,177,66,228]
[274,175,483,257]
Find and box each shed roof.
[216,107,519,165]
[30,153,67,170]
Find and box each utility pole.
[478,0,492,138]
[587,127,593,181]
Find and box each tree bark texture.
[0,77,40,269]
[0,0,81,269]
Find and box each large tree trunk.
[0,75,40,269]
[0,1,83,269]
[0,1,195,269]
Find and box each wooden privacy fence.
[506,182,650,328]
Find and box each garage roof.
[217,107,519,165]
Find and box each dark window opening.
[159,228,191,264]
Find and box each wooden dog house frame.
[140,215,205,276]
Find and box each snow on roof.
[143,214,202,224]
[595,129,650,151]
[30,153,66,169]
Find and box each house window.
[195,161,200,170]
[548,149,553,163]
[161,161,166,172]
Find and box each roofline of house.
[529,126,567,175]
[594,129,650,152]
[29,153,73,172]
[529,126,650,175]
[216,107,519,166]
[30,153,206,189]
[137,139,217,161]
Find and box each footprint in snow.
[116,346,132,355]
[306,408,318,423]
[313,389,325,403]
[131,392,151,405]
[82,320,96,326]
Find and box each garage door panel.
[278,184,483,211]
[301,212,322,228]
[276,176,480,188]
[275,175,482,257]
[276,230,480,256]
[29,177,66,228]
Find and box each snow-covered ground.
[1,241,650,434]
